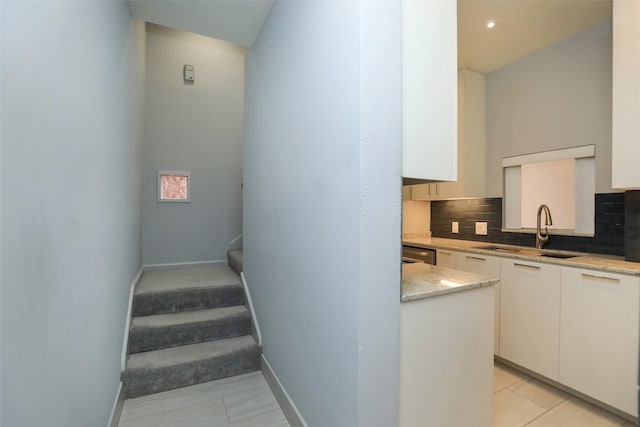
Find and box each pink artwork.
[161,174,189,200]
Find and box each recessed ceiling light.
[486,20,496,29]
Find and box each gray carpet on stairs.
[128,306,251,353]
[122,336,261,399]
[227,249,243,276]
[122,265,260,398]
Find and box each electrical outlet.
[475,221,488,235]
[452,221,459,233]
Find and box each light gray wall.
[0,2,145,426]
[486,21,613,197]
[244,2,401,426]
[142,24,246,265]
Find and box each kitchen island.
[400,263,498,427]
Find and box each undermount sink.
[473,245,580,259]
[539,253,578,259]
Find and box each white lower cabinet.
[456,252,501,355]
[500,259,561,380]
[436,249,456,268]
[400,286,494,427]
[559,267,639,417]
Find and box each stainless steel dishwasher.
[402,245,436,265]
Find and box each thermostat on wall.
[183,64,194,82]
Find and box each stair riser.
[122,346,261,398]
[128,313,252,354]
[133,286,244,317]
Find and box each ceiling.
[128,0,611,73]
[128,0,274,48]
[458,0,612,74]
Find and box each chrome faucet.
[536,204,553,249]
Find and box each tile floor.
[118,363,636,427]
[118,371,290,427]
[493,362,636,427]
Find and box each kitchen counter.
[403,237,640,276]
[400,261,494,426]
[401,262,498,302]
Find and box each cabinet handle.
[466,255,486,261]
[513,262,540,270]
[435,183,439,196]
[581,273,620,284]
[428,185,432,196]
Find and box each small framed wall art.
[157,170,191,202]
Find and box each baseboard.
[121,266,144,372]
[107,382,125,427]
[240,272,262,346]
[261,355,307,427]
[143,259,227,271]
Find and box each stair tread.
[136,266,240,296]
[131,305,249,329]
[126,335,257,370]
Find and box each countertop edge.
[403,238,640,277]
[401,263,499,302]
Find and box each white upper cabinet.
[437,69,486,198]
[409,69,485,200]
[402,0,458,181]
[612,0,640,189]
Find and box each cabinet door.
[411,183,451,200]
[402,186,412,202]
[612,0,640,189]
[500,259,561,380]
[401,0,457,181]
[436,249,456,268]
[410,183,433,201]
[559,268,639,417]
[456,253,501,355]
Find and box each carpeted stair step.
[122,335,261,398]
[227,249,243,276]
[133,266,244,317]
[128,305,252,354]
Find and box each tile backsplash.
[430,193,625,256]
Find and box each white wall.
[142,24,246,266]
[402,201,431,235]
[486,21,613,197]
[0,2,145,426]
[244,1,401,426]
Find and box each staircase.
[121,256,259,398]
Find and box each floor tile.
[494,363,525,393]
[223,381,281,423]
[493,388,547,427]
[229,408,290,427]
[508,377,569,410]
[525,398,628,427]
[118,372,290,427]
[158,398,229,427]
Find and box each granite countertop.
[401,263,498,302]
[403,237,640,277]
